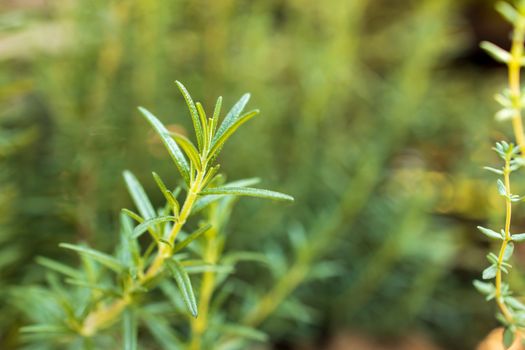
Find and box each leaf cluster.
[17,82,293,349]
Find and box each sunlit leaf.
[171,133,202,170]
[480,41,511,63]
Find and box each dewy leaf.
[208,110,259,158]
[123,309,138,350]
[123,171,156,220]
[480,41,511,63]
[483,264,498,280]
[477,226,504,240]
[201,186,294,202]
[213,93,250,145]
[175,81,204,151]
[196,102,208,134]
[132,216,177,239]
[59,243,124,273]
[138,107,190,184]
[211,96,223,133]
[171,133,202,170]
[173,224,212,253]
[166,259,198,317]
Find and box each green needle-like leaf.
[123,309,138,350]
[123,171,156,220]
[483,264,498,280]
[175,81,204,151]
[496,1,520,24]
[503,327,515,349]
[171,133,202,171]
[497,179,507,196]
[473,280,495,295]
[20,324,70,334]
[503,242,515,261]
[218,323,268,342]
[173,224,212,253]
[211,96,223,133]
[512,233,525,242]
[477,226,504,240]
[166,259,198,318]
[138,107,190,184]
[121,209,145,224]
[196,102,207,131]
[213,93,250,144]
[201,186,294,202]
[208,110,259,158]
[132,216,177,239]
[36,257,82,279]
[152,172,179,211]
[59,243,124,273]
[480,41,511,63]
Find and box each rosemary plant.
[18,82,293,349]
[475,1,525,347]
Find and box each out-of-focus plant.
[474,1,525,348]
[1,0,496,348]
[17,82,293,349]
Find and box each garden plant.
[16,82,294,349]
[475,0,525,348]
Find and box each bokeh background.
[0,0,522,349]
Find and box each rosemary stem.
[509,20,525,153]
[495,158,514,323]
[79,169,206,337]
[189,226,219,350]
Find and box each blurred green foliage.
[0,0,516,349]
